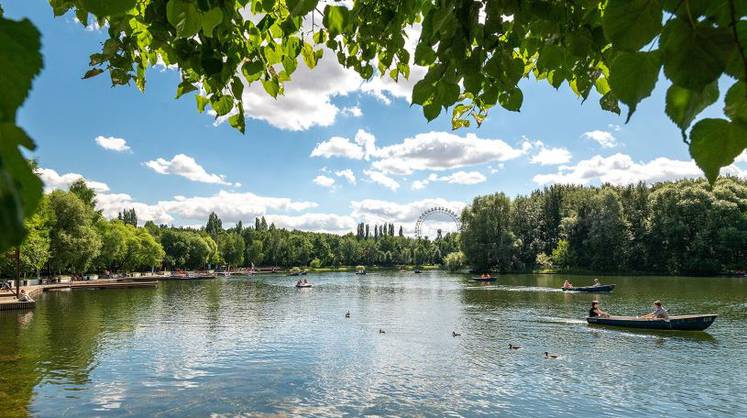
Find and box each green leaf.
[689,119,747,183]
[436,80,460,107]
[414,42,436,66]
[602,0,662,51]
[80,0,137,18]
[661,19,734,90]
[286,0,318,16]
[176,80,197,98]
[665,82,719,137]
[0,123,43,251]
[261,78,280,98]
[0,17,43,122]
[599,91,621,115]
[301,42,318,69]
[229,113,245,134]
[608,50,660,121]
[166,0,201,38]
[242,60,264,82]
[211,95,233,116]
[724,81,747,125]
[323,5,349,37]
[411,80,434,106]
[423,103,441,121]
[82,68,104,79]
[196,95,209,113]
[201,8,223,38]
[498,87,523,112]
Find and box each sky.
[8,1,747,236]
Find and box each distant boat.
[562,284,615,292]
[295,283,312,288]
[414,269,422,274]
[355,266,367,275]
[473,276,496,282]
[587,314,717,331]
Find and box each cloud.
[582,130,618,148]
[532,153,747,186]
[96,192,174,224]
[529,141,572,165]
[341,106,362,117]
[334,169,356,185]
[736,150,747,164]
[310,129,376,160]
[265,213,357,234]
[94,136,131,153]
[363,170,400,191]
[313,175,336,187]
[35,167,110,193]
[371,131,530,175]
[144,154,236,186]
[411,171,487,189]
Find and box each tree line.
[0,180,458,278]
[460,177,747,275]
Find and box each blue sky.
[8,1,747,235]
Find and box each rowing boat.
[562,284,615,292]
[295,283,312,288]
[472,276,496,282]
[587,314,717,331]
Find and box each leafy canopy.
[1,0,747,253]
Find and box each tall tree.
[205,212,223,238]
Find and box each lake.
[1,272,746,417]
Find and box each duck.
[509,344,521,350]
[379,329,386,334]
[452,331,461,337]
[345,311,350,318]
[544,352,559,359]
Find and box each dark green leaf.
[176,80,198,98]
[201,8,223,37]
[0,17,43,122]
[665,82,719,137]
[600,91,621,115]
[286,0,318,17]
[166,0,201,38]
[80,0,137,18]
[602,0,662,51]
[423,103,441,121]
[498,87,523,112]
[689,118,747,183]
[724,81,747,125]
[323,5,349,37]
[82,68,104,79]
[412,80,434,106]
[609,50,660,121]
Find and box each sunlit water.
[2,272,746,417]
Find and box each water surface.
[1,272,746,417]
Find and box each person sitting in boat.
[296,279,303,286]
[562,280,573,289]
[18,289,34,303]
[302,279,308,284]
[641,300,669,320]
[592,278,601,287]
[588,300,609,318]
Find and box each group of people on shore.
[589,300,669,320]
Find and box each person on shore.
[18,289,34,303]
[588,301,609,318]
[592,278,601,287]
[562,280,573,289]
[642,300,669,320]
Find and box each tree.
[218,232,245,269]
[443,251,465,272]
[47,190,101,274]
[18,195,52,277]
[205,212,223,238]
[460,193,517,272]
[69,179,96,208]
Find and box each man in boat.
[588,300,609,318]
[641,300,669,320]
[562,280,573,289]
[592,278,601,287]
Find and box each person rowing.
[641,300,669,320]
[588,300,609,318]
[562,280,573,289]
[592,278,601,287]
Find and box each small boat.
[414,269,422,274]
[562,284,615,292]
[295,283,312,288]
[355,266,367,275]
[473,276,496,282]
[587,314,717,331]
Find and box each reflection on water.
[1,272,746,417]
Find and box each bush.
[443,251,466,272]
[309,258,321,268]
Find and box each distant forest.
[460,177,747,275]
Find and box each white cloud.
[341,106,362,117]
[310,129,376,160]
[412,171,487,189]
[411,180,428,190]
[313,175,336,187]
[94,136,131,153]
[371,131,530,175]
[582,130,618,148]
[736,150,747,164]
[529,141,572,165]
[533,153,747,186]
[35,168,110,193]
[96,192,174,224]
[334,169,357,185]
[363,170,400,191]
[144,154,235,186]
[265,213,357,234]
